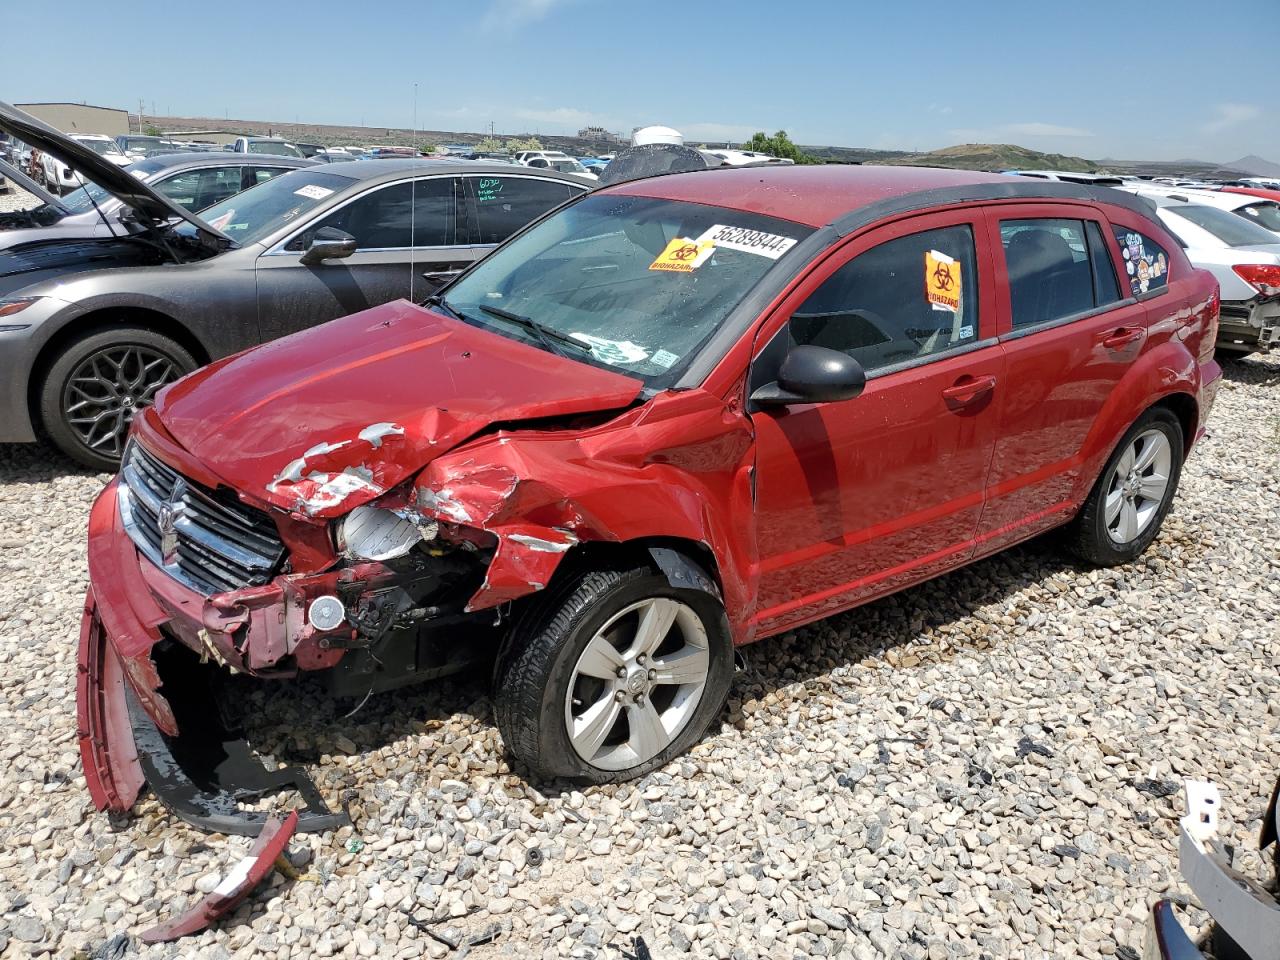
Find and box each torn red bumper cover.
[77,475,349,835]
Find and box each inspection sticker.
[924,249,961,313]
[294,184,335,200]
[695,224,797,259]
[650,348,680,369]
[649,237,715,272]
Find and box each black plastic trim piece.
[1000,302,1136,342]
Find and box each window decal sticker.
[924,249,962,313]
[569,333,650,365]
[650,348,680,369]
[649,237,715,273]
[294,184,334,200]
[695,224,797,259]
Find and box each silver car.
[0,152,314,250]
[0,102,591,469]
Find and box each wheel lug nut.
[615,690,627,702]
[647,669,656,680]
[636,654,647,665]
[616,667,627,679]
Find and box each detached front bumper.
[1219,295,1280,353]
[1143,779,1280,960]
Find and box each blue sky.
[5,0,1277,162]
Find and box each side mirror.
[750,344,866,406]
[300,226,357,265]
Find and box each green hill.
[887,143,1098,173]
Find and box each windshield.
[443,194,814,385]
[182,169,351,245]
[250,140,304,158]
[1174,204,1280,247]
[60,178,120,214]
[551,160,586,174]
[76,138,124,158]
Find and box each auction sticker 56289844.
[695,224,797,259]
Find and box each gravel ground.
[0,183,39,213]
[1,355,1277,960]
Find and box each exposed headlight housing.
[338,504,437,561]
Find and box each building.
[14,102,130,137]
[577,125,620,144]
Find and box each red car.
[79,166,1221,832]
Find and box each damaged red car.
[80,165,1222,832]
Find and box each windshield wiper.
[424,293,462,319]
[476,303,591,358]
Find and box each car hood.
[152,300,644,517]
[0,236,162,297]
[0,101,228,246]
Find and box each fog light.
[308,595,346,631]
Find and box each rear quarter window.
[1112,226,1170,297]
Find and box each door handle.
[1101,326,1143,350]
[941,374,997,404]
[421,268,463,280]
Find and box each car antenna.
[409,81,418,303]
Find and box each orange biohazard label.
[924,249,961,313]
[649,237,715,273]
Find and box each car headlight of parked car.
[0,296,40,331]
[337,503,438,561]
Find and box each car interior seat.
[1004,229,1093,326]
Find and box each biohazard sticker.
[695,224,797,259]
[924,250,962,313]
[649,237,715,272]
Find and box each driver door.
[748,209,1006,637]
[254,175,474,341]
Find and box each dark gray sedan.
[0,113,591,468]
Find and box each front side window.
[789,224,978,372]
[292,177,455,249]
[1001,218,1118,327]
[1111,225,1171,296]
[444,194,813,385]
[249,166,291,186]
[465,176,578,245]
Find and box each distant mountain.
[1225,155,1280,177]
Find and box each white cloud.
[945,121,1094,142]
[927,103,954,116]
[1202,103,1262,135]
[480,0,573,31]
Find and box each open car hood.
[0,101,229,245]
[152,301,644,518]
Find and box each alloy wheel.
[1103,428,1172,544]
[564,597,710,771]
[61,345,180,459]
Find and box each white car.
[705,149,794,167]
[1119,183,1280,239]
[1134,191,1280,354]
[518,151,597,178]
[230,136,306,158]
[1006,169,1125,186]
[39,134,130,194]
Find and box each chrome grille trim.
[117,442,286,596]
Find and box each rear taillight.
[1231,263,1280,295]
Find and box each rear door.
[458,173,585,273]
[974,202,1146,552]
[253,175,468,340]
[748,209,1006,636]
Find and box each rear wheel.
[493,563,733,783]
[39,326,197,470]
[1066,407,1183,566]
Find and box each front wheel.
[39,326,198,470]
[1066,407,1184,566]
[493,563,733,783]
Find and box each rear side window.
[1232,201,1280,233]
[465,176,578,245]
[154,166,245,212]
[789,224,979,372]
[297,177,456,250]
[1000,219,1121,328]
[1112,226,1170,296]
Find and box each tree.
[142,124,163,137]
[742,130,820,165]
[504,136,543,153]
[475,136,505,152]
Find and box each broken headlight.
[337,504,437,561]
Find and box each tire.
[39,326,198,470]
[1066,407,1184,566]
[493,562,733,783]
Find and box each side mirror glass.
[300,226,357,265]
[751,344,866,407]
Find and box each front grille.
[118,442,286,596]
